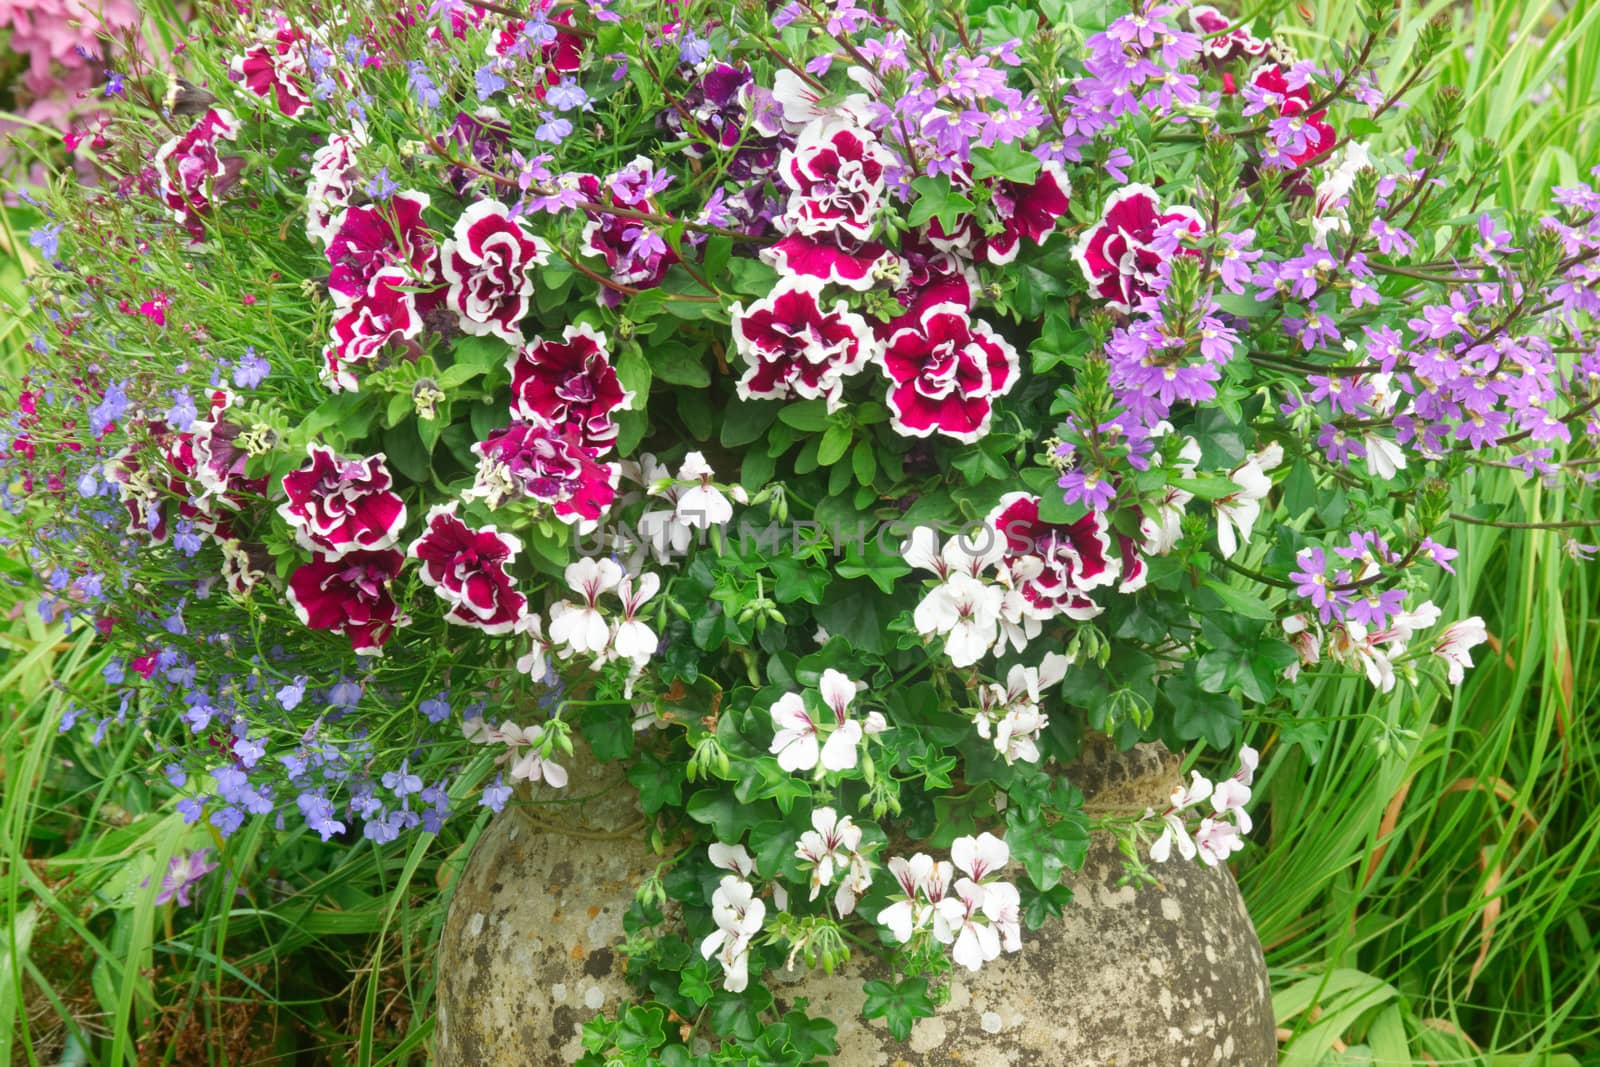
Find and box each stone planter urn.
[435,738,1277,1065]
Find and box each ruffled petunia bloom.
[730,279,877,411]
[408,503,527,634]
[880,303,1019,443]
[153,108,244,222]
[778,117,892,241]
[466,418,619,529]
[230,18,312,117]
[321,269,424,392]
[764,232,901,292]
[507,325,631,453]
[441,200,550,343]
[325,191,438,306]
[988,493,1120,621]
[1072,183,1205,311]
[286,548,409,654]
[278,446,406,558]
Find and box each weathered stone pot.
[435,740,1277,1065]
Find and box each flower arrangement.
[8,0,1600,1059]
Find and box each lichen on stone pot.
[435,739,1278,1066]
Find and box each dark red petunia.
[778,118,892,241]
[988,492,1121,620]
[981,162,1072,265]
[1072,184,1205,312]
[230,21,312,117]
[507,324,631,453]
[731,279,876,411]
[278,445,407,558]
[286,548,408,654]
[880,303,1019,444]
[325,191,438,305]
[321,269,423,392]
[152,108,244,222]
[468,418,619,530]
[441,200,549,343]
[765,232,900,292]
[408,503,527,634]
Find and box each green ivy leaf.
[970,141,1042,183]
[1004,807,1091,891]
[581,705,636,761]
[861,978,934,1042]
[686,788,768,840]
[627,750,684,814]
[907,175,976,231]
[616,1005,666,1053]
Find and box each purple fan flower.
[155,849,218,906]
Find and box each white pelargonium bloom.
[611,571,660,666]
[1432,616,1488,684]
[973,653,1069,764]
[496,723,568,788]
[1149,771,1214,863]
[549,557,623,655]
[709,841,755,878]
[701,874,765,993]
[1364,433,1407,480]
[514,612,550,682]
[913,571,1004,668]
[674,451,734,528]
[768,673,871,774]
[768,692,822,773]
[878,853,951,944]
[1214,444,1281,558]
[794,806,873,914]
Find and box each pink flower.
[408,503,527,634]
[152,108,243,222]
[467,418,619,529]
[188,390,269,506]
[1072,183,1204,311]
[441,200,550,343]
[730,279,876,411]
[979,162,1072,265]
[277,445,407,558]
[764,232,900,291]
[880,303,1018,443]
[286,548,408,654]
[507,325,631,453]
[988,492,1120,620]
[325,191,438,305]
[321,269,423,392]
[230,20,312,117]
[577,160,679,305]
[1249,64,1336,168]
[779,118,892,241]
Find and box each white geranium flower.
[700,875,765,992]
[768,692,821,772]
[1149,772,1213,863]
[549,557,623,654]
[1214,455,1274,559]
[1432,616,1488,684]
[497,723,568,789]
[611,571,660,665]
[675,451,733,528]
[914,572,1003,668]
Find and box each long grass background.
[2,1,1598,1063]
